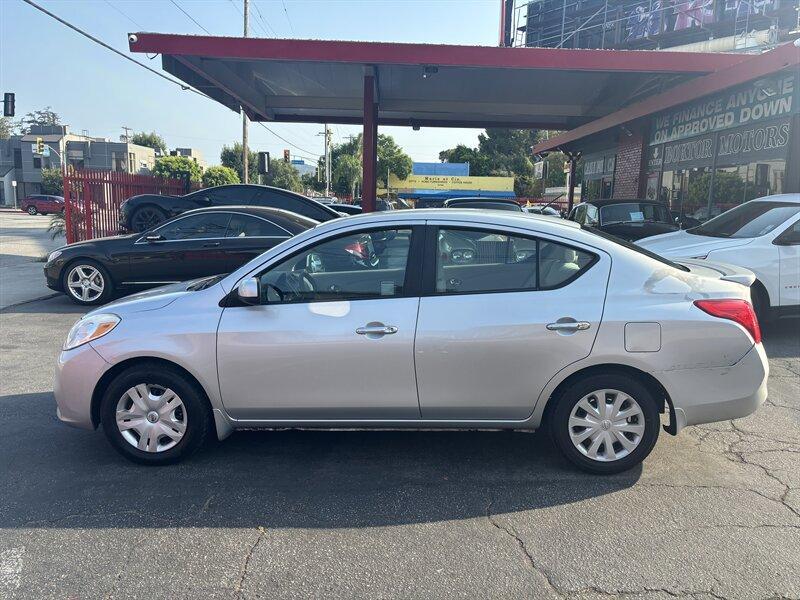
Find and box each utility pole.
[121,126,132,143]
[241,0,249,184]
[318,124,332,196]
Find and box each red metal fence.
[63,169,191,244]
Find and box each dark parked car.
[45,206,315,305]
[443,197,523,212]
[329,203,363,215]
[120,184,340,232]
[567,199,678,241]
[20,194,64,215]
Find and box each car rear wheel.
[27,205,38,215]
[550,374,660,474]
[100,364,211,465]
[130,205,168,232]
[62,260,114,305]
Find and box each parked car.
[119,184,339,232]
[45,206,315,305]
[568,199,678,241]
[20,194,64,216]
[523,204,561,217]
[638,194,800,321]
[414,198,446,209]
[329,203,363,215]
[55,209,766,473]
[443,197,522,212]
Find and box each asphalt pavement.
[0,295,798,599]
[0,210,64,309]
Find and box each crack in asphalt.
[233,526,266,600]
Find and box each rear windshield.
[582,226,689,272]
[600,202,671,225]
[687,201,800,238]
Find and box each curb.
[0,293,61,313]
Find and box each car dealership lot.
[0,296,798,599]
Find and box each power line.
[169,0,212,35]
[252,1,278,36]
[21,0,210,98]
[279,0,295,34]
[102,0,144,29]
[256,122,320,157]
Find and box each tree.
[221,142,258,183]
[377,134,412,186]
[130,131,167,155]
[334,154,362,198]
[40,168,63,195]
[18,107,61,134]
[0,117,15,140]
[301,172,325,194]
[202,165,240,187]
[152,155,202,183]
[323,133,411,195]
[264,160,303,192]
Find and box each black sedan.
[120,184,340,232]
[567,199,678,241]
[45,206,315,305]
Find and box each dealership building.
[533,42,799,219]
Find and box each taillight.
[694,299,761,344]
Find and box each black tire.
[61,259,115,306]
[100,363,211,465]
[26,205,38,215]
[549,373,660,475]
[130,205,168,232]
[751,283,770,325]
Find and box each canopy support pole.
[362,73,378,213]
[566,151,579,213]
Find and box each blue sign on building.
[412,162,470,176]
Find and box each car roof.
[445,197,518,203]
[579,198,663,207]
[750,193,800,204]
[177,205,318,233]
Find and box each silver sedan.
[54,210,768,474]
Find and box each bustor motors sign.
[650,72,796,145]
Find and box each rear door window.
[154,213,232,241]
[225,214,291,238]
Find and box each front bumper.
[659,343,768,432]
[54,343,110,430]
[44,262,63,291]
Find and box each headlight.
[47,250,63,263]
[64,314,120,350]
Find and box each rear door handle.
[546,321,591,331]
[356,325,398,336]
[203,241,221,248]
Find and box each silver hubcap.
[115,384,187,453]
[66,265,104,302]
[568,388,645,462]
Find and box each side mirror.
[145,234,165,243]
[236,277,260,305]
[196,196,212,205]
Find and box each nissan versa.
[54,210,768,473]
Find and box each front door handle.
[356,324,398,336]
[546,321,591,331]
[203,241,221,248]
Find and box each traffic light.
[283,149,290,162]
[3,93,14,117]
[36,137,44,154]
[258,151,270,174]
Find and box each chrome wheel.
[66,265,105,302]
[568,388,645,462]
[115,384,187,453]
[131,207,165,232]
[27,206,37,215]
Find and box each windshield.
[688,201,800,238]
[600,203,670,225]
[582,226,689,272]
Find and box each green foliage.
[40,168,63,195]
[334,154,362,198]
[324,133,412,195]
[17,107,60,134]
[687,170,754,214]
[152,155,202,183]
[221,142,258,183]
[301,172,325,194]
[130,131,167,154]
[377,134,412,185]
[202,165,240,187]
[264,159,303,192]
[0,117,15,140]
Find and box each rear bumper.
[54,343,110,430]
[659,343,768,432]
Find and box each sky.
[1,0,503,167]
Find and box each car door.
[216,224,424,420]
[774,217,800,307]
[414,223,610,420]
[222,212,293,271]
[126,212,232,284]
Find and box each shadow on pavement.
[0,392,640,530]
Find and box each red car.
[20,194,64,216]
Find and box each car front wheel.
[550,374,660,474]
[27,205,38,215]
[62,260,114,305]
[100,363,211,465]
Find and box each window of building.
[32,156,42,169]
[711,160,786,216]
[111,152,126,172]
[13,149,22,168]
